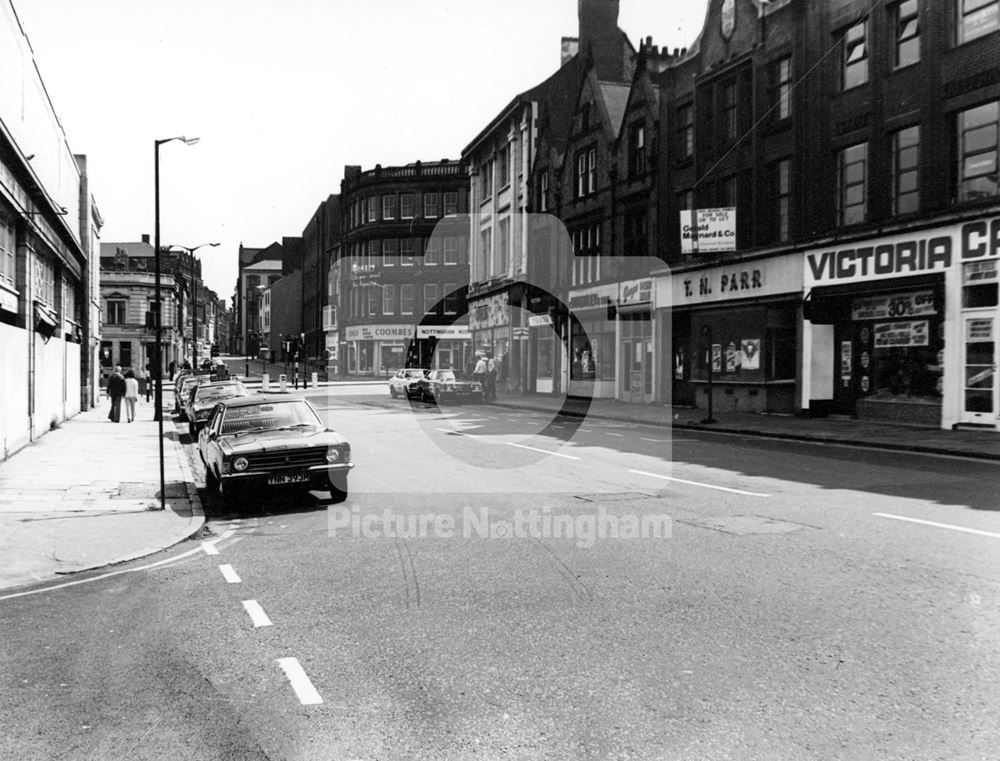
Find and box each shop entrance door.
[961,310,997,424]
[624,338,653,404]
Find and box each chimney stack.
[578,0,624,80]
[561,36,580,66]
[141,234,150,245]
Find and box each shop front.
[617,278,655,404]
[469,291,511,381]
[802,213,1000,430]
[659,252,803,414]
[567,282,617,398]
[343,323,415,376]
[528,313,561,395]
[416,324,473,371]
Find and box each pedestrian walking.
[473,354,487,395]
[293,357,300,390]
[123,369,139,423]
[106,365,126,423]
[486,354,498,401]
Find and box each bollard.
[279,373,288,392]
[262,373,270,392]
[311,372,318,388]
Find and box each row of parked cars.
[173,370,353,509]
[388,368,485,404]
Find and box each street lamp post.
[154,135,200,510]
[169,242,219,372]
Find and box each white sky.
[15,0,708,302]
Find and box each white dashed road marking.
[629,469,771,498]
[201,542,219,556]
[277,658,324,705]
[874,513,1000,539]
[218,564,241,583]
[506,442,581,460]
[242,600,273,628]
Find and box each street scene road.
[2,380,999,760]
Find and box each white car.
[388,368,428,399]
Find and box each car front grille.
[247,448,328,471]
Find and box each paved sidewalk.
[0,397,204,592]
[488,390,1000,461]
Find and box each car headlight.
[232,456,249,472]
[326,448,341,463]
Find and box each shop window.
[766,327,797,381]
[892,0,920,68]
[837,142,868,225]
[891,126,920,215]
[958,100,999,202]
[958,0,998,44]
[570,322,615,381]
[964,261,999,306]
[840,19,869,90]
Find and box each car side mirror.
[208,431,218,440]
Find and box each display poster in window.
[851,291,936,321]
[725,342,739,373]
[873,321,929,348]
[711,344,722,372]
[964,260,998,284]
[840,341,852,379]
[967,319,993,341]
[741,338,760,370]
[674,346,685,379]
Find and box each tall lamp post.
[154,135,200,511]
[169,242,219,371]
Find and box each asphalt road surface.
[2,384,999,760]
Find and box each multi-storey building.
[301,199,340,372]
[464,0,635,395]
[0,0,101,459]
[234,242,283,358]
[99,239,185,382]
[650,0,1000,429]
[335,161,471,376]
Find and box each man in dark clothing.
[107,365,126,423]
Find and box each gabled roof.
[598,81,631,139]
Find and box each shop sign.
[528,314,553,327]
[680,208,736,254]
[964,260,998,284]
[961,216,1000,260]
[568,282,617,311]
[470,292,510,331]
[345,324,415,341]
[619,278,652,306]
[416,325,471,339]
[512,327,530,339]
[967,319,993,341]
[850,291,936,320]
[669,252,801,306]
[873,321,929,348]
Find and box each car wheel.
[329,479,348,504]
[205,465,219,492]
[390,386,398,399]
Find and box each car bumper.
[221,462,354,490]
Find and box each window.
[678,103,694,159]
[893,0,920,67]
[720,175,737,207]
[120,341,132,369]
[444,192,458,216]
[400,284,414,315]
[774,159,791,242]
[247,275,260,289]
[400,238,416,266]
[479,228,491,277]
[629,123,646,177]
[443,283,458,314]
[367,196,378,222]
[841,19,869,90]
[576,152,587,197]
[425,236,441,265]
[958,0,998,43]
[625,212,646,257]
[587,148,597,194]
[34,253,55,307]
[400,193,415,219]
[837,142,868,225]
[367,285,377,316]
[480,161,493,199]
[423,283,438,315]
[107,299,127,324]
[891,126,920,214]
[496,218,510,275]
[444,236,459,265]
[771,57,792,122]
[423,193,439,218]
[382,194,396,220]
[722,82,738,142]
[383,238,397,266]
[0,216,14,290]
[958,101,999,201]
[498,145,510,188]
[539,171,549,212]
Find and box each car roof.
[197,380,244,389]
[220,394,312,408]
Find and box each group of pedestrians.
[105,365,141,423]
[472,353,500,402]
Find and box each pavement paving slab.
[0,397,203,592]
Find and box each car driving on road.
[417,369,484,404]
[388,368,428,399]
[198,395,353,509]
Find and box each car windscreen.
[435,371,472,381]
[221,401,320,434]
[196,385,245,403]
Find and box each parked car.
[184,379,250,437]
[388,368,428,399]
[198,395,353,509]
[174,374,205,419]
[418,369,484,404]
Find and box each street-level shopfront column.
[656,252,804,415]
[801,211,1000,431]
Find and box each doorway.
[961,310,997,424]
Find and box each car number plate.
[267,473,309,485]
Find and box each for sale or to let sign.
[680,208,736,254]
